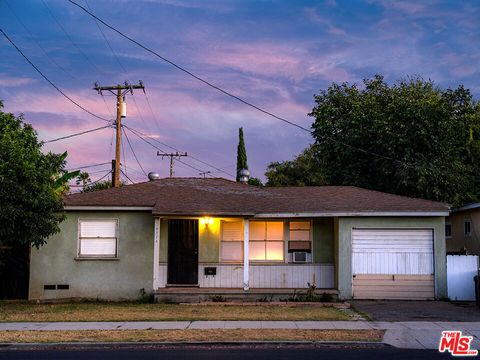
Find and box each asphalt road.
[0,345,454,360]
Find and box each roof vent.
[148,172,161,181]
[238,169,250,184]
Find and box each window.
[249,221,284,261]
[445,222,452,239]
[221,221,243,261]
[78,220,118,257]
[464,220,472,236]
[289,221,312,252]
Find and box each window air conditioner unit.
[293,252,308,263]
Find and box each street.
[0,345,454,360]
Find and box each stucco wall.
[337,216,446,300]
[313,218,334,263]
[447,210,480,255]
[29,211,154,301]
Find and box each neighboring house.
[29,177,449,302]
[446,203,480,255]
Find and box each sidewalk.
[1,321,480,350]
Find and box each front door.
[167,219,199,285]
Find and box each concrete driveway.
[351,300,480,322]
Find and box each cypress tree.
[236,127,248,181]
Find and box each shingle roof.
[63,177,449,216]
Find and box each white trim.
[153,218,161,290]
[254,211,449,218]
[452,203,480,212]
[243,218,249,291]
[65,206,153,211]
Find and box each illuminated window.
[249,222,284,261]
[289,221,312,252]
[221,221,243,261]
[78,220,118,258]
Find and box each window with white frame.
[78,220,118,257]
[220,221,243,262]
[249,221,284,261]
[289,221,312,252]
[445,222,452,239]
[464,220,472,236]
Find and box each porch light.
[200,217,214,226]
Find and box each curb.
[0,340,389,351]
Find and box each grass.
[0,301,351,322]
[0,329,384,343]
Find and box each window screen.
[79,220,117,257]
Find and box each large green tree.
[0,101,68,248]
[266,75,480,206]
[265,145,326,187]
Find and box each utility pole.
[94,81,144,187]
[199,171,211,178]
[157,151,188,177]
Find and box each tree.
[76,171,91,192]
[83,179,123,193]
[247,177,263,186]
[0,101,69,248]
[236,127,248,182]
[266,145,327,187]
[266,75,480,206]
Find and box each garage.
[352,228,434,300]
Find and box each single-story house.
[446,203,480,255]
[29,177,449,301]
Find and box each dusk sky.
[1,0,479,185]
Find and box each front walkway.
[1,321,480,349]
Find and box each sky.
[1,0,479,186]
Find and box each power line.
[67,0,310,132]
[0,28,110,123]
[66,162,111,171]
[68,0,424,171]
[41,0,104,75]
[120,168,135,184]
[44,125,111,143]
[123,124,235,178]
[123,125,206,175]
[122,126,148,177]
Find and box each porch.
[152,216,337,302]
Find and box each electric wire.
[66,162,111,171]
[0,28,110,123]
[123,125,206,174]
[124,124,235,178]
[120,168,135,184]
[122,126,148,177]
[44,125,111,143]
[41,0,105,75]
[3,0,83,84]
[68,0,421,170]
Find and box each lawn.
[0,329,384,343]
[0,302,351,322]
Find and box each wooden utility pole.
[157,151,188,177]
[94,81,144,187]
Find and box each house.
[29,177,449,302]
[446,203,480,255]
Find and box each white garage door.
[352,229,434,300]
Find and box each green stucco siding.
[199,219,220,263]
[336,216,446,300]
[29,211,154,301]
[313,218,334,263]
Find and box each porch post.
[243,218,249,291]
[153,217,161,290]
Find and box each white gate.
[447,255,479,301]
